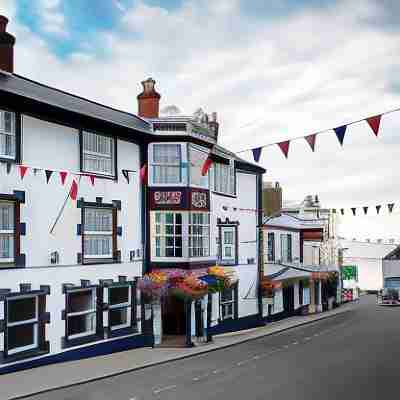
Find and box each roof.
[265,262,338,281]
[263,212,324,229]
[384,245,400,260]
[0,71,152,134]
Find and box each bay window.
[154,212,182,257]
[189,145,209,188]
[211,160,235,196]
[0,202,14,263]
[189,212,210,257]
[0,109,16,159]
[6,296,38,355]
[66,288,97,340]
[83,207,114,262]
[151,144,182,184]
[81,131,115,177]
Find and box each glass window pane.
[67,290,94,313]
[109,308,128,328]
[68,313,96,337]
[166,248,175,257]
[175,213,182,225]
[165,213,174,224]
[8,324,37,351]
[8,297,37,323]
[109,287,130,306]
[165,225,174,235]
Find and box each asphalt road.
[24,295,400,400]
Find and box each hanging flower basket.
[138,271,169,300]
[170,275,208,300]
[207,265,236,289]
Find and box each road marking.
[153,385,177,394]
[253,355,260,360]
[237,359,251,366]
[193,374,209,382]
[314,333,320,337]
[304,337,312,341]
[283,344,290,348]
[213,369,222,374]
[292,341,299,345]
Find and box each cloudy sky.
[1,0,400,242]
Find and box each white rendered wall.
[382,260,400,280]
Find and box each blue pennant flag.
[252,147,262,163]
[334,125,347,146]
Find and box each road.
[24,295,400,400]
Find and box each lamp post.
[338,247,349,304]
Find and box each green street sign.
[342,265,358,281]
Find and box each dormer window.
[0,109,16,159]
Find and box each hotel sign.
[153,191,182,205]
[150,188,210,211]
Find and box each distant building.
[262,182,282,217]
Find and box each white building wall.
[382,260,400,279]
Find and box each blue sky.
[1,0,400,241]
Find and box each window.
[66,289,97,340]
[211,161,235,195]
[220,287,235,320]
[0,202,14,263]
[189,213,210,257]
[82,131,115,177]
[0,110,16,159]
[83,207,114,261]
[280,234,292,263]
[154,212,182,257]
[219,226,237,265]
[151,144,182,184]
[189,146,209,188]
[108,286,132,331]
[6,296,38,355]
[267,232,275,262]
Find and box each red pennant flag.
[304,134,316,152]
[60,171,68,185]
[19,165,28,180]
[366,115,382,137]
[201,157,213,176]
[140,163,148,185]
[69,179,78,201]
[88,175,95,186]
[277,140,290,158]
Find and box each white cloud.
[37,0,68,37]
[5,0,400,240]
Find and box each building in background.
[262,182,282,217]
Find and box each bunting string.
[236,106,400,162]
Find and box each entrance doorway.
[283,285,295,316]
[160,296,187,347]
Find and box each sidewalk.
[1,303,354,400]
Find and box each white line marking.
[292,341,299,345]
[283,344,290,348]
[253,355,260,360]
[213,369,221,374]
[304,337,312,341]
[193,374,209,382]
[153,385,177,394]
[237,359,251,366]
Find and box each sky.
[1,0,400,242]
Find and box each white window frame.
[188,144,209,189]
[66,288,97,340]
[154,211,183,258]
[0,109,16,160]
[149,143,184,186]
[220,226,236,265]
[82,130,115,177]
[108,285,132,331]
[220,288,235,320]
[189,212,210,257]
[83,207,114,260]
[6,295,39,355]
[267,232,275,262]
[0,201,14,263]
[280,233,292,263]
[211,159,235,196]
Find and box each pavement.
[0,302,356,400]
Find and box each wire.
[235,105,400,154]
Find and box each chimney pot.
[137,77,161,119]
[0,15,15,73]
[0,15,8,32]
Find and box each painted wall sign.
[191,190,208,209]
[149,188,210,211]
[154,191,182,205]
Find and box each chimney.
[137,78,161,119]
[209,112,219,141]
[0,16,15,73]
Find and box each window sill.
[0,344,49,364]
[83,258,119,265]
[107,326,138,339]
[80,170,117,181]
[0,156,17,164]
[211,191,237,198]
[62,333,104,349]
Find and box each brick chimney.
[137,78,161,119]
[0,16,15,73]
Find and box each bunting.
[334,125,347,146]
[88,174,95,186]
[277,140,290,159]
[140,163,148,185]
[69,179,78,201]
[351,207,356,216]
[340,209,345,215]
[122,169,130,184]
[19,165,28,180]
[33,168,40,176]
[45,170,53,184]
[6,162,11,174]
[363,206,368,215]
[201,157,213,176]
[376,205,381,214]
[304,134,317,152]
[366,115,381,137]
[251,147,263,163]
[60,171,68,185]
[388,203,395,213]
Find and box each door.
[162,296,186,335]
[283,285,295,315]
[221,226,236,264]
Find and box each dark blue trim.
[0,333,152,375]
[13,190,25,203]
[117,226,122,236]
[19,222,26,236]
[209,314,265,336]
[77,224,82,236]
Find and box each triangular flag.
[19,165,28,180]
[332,208,336,214]
[60,171,68,185]
[376,205,381,214]
[351,207,356,216]
[88,174,95,186]
[251,147,262,163]
[69,179,78,201]
[45,170,53,184]
[304,134,317,152]
[140,163,148,185]
[122,169,130,184]
[277,140,290,158]
[6,162,11,174]
[388,203,395,213]
[201,157,213,176]
[340,209,345,215]
[33,168,40,176]
[334,125,347,146]
[366,115,381,137]
[363,206,368,215]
